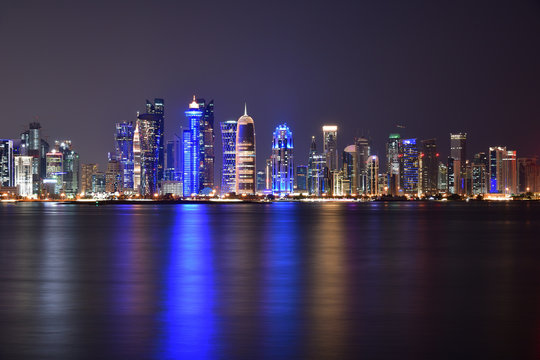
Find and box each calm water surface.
[1,201,540,359]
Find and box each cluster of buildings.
[1,95,539,200]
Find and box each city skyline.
[1,1,539,174]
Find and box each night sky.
[1,0,539,171]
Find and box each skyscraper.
[355,137,370,193]
[400,139,419,194]
[295,165,308,192]
[420,139,438,195]
[220,120,237,195]
[197,98,215,191]
[367,155,379,196]
[271,124,294,196]
[386,133,401,196]
[81,163,98,194]
[343,145,356,195]
[472,152,489,195]
[55,140,79,196]
[235,105,256,195]
[502,150,518,195]
[14,155,33,196]
[450,133,467,194]
[322,125,338,171]
[136,99,164,196]
[106,159,123,193]
[489,146,506,193]
[183,96,203,196]
[518,157,538,193]
[45,151,63,194]
[115,121,134,190]
[0,140,14,187]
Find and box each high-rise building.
[295,165,308,192]
[0,140,14,187]
[450,133,467,194]
[197,99,215,191]
[92,172,106,193]
[489,146,506,193]
[400,139,419,194]
[136,99,164,196]
[518,157,538,193]
[322,125,338,171]
[265,158,273,191]
[45,151,63,194]
[343,145,356,195]
[386,133,401,196]
[183,96,204,196]
[106,159,123,193]
[472,152,489,195]
[308,136,317,194]
[115,121,134,190]
[420,139,438,195]
[133,123,141,192]
[447,157,455,194]
[55,140,79,196]
[271,124,294,196]
[311,154,327,196]
[14,155,33,196]
[355,137,370,194]
[256,170,266,192]
[502,150,518,195]
[438,162,448,193]
[235,105,256,195]
[81,163,98,194]
[220,120,237,195]
[367,155,379,196]
[164,140,176,181]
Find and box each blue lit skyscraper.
[271,124,294,195]
[183,96,203,196]
[400,138,419,194]
[115,121,134,190]
[220,120,237,194]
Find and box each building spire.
[244,102,247,116]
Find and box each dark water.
[1,202,540,359]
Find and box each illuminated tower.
[489,146,506,193]
[355,137,370,193]
[235,104,256,195]
[54,140,79,196]
[503,150,517,195]
[271,124,294,196]
[386,134,401,196]
[45,151,63,194]
[220,120,237,194]
[115,121,134,190]
[399,139,419,194]
[367,155,379,196]
[343,145,356,195]
[183,96,203,196]
[323,125,338,171]
[14,155,33,196]
[450,133,467,194]
[420,139,438,195]
[133,122,141,192]
[197,99,215,191]
[0,140,14,186]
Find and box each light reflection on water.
[1,202,540,359]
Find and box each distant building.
[450,133,467,195]
[55,140,79,195]
[489,146,506,193]
[137,98,164,196]
[355,137,370,194]
[386,133,401,196]
[160,181,182,196]
[183,96,203,196]
[472,152,489,195]
[438,162,447,193]
[220,120,237,194]
[92,172,106,193]
[518,157,538,193]
[235,105,256,195]
[271,124,294,196]
[399,139,419,195]
[265,158,272,191]
[45,151,63,194]
[323,125,338,171]
[197,98,215,192]
[0,139,14,187]
[81,163,98,194]
[295,165,308,192]
[115,121,134,190]
[14,155,33,196]
[367,155,379,196]
[164,140,176,181]
[256,170,266,192]
[343,145,356,195]
[106,159,123,193]
[502,150,518,195]
[420,139,438,195]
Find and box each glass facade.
[235,107,256,195]
[183,97,203,196]
[271,124,294,195]
[220,120,237,195]
[115,121,134,190]
[400,139,419,194]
